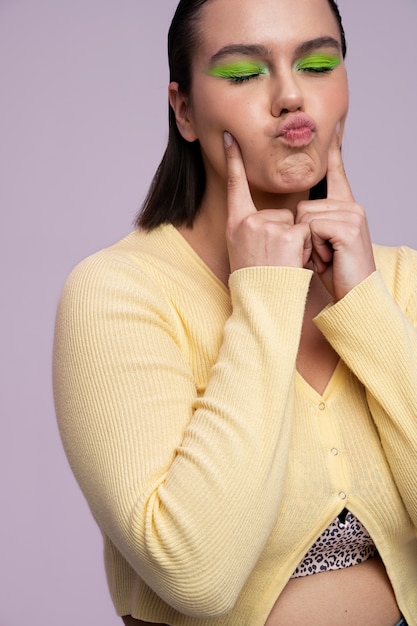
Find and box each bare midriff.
[265,555,401,625]
[122,555,401,626]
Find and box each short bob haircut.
[136,0,347,231]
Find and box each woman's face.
[172,0,349,206]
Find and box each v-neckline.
[295,359,345,403]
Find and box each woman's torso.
[121,279,402,625]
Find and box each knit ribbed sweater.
[53,224,417,625]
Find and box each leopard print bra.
[291,509,376,578]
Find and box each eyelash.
[295,55,341,74]
[209,63,268,84]
[230,73,263,84]
[297,65,334,74]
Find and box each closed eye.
[207,61,269,83]
[295,53,341,74]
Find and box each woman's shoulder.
[57,226,180,308]
[59,224,225,311]
[69,225,178,272]
[372,243,417,306]
[64,225,192,287]
[373,243,417,275]
[373,241,417,261]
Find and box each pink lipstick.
[277,114,316,147]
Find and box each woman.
[53,0,417,624]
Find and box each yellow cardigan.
[53,224,417,625]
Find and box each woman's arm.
[314,245,417,525]
[53,250,312,618]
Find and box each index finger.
[224,131,257,225]
[326,132,354,202]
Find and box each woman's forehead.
[196,0,340,53]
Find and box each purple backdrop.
[1,1,416,624]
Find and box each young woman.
[53,0,417,624]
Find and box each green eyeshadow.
[207,61,268,81]
[295,54,341,72]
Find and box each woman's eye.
[208,62,268,83]
[295,53,341,74]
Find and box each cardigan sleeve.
[53,249,312,618]
[314,246,417,526]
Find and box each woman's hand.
[296,133,376,301]
[224,131,312,273]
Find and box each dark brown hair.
[136,0,347,230]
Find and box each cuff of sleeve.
[229,266,313,309]
[313,270,400,358]
[228,266,313,354]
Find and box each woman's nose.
[271,71,304,117]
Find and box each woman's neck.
[177,185,310,286]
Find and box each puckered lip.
[276,113,316,137]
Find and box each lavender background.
[1,1,416,625]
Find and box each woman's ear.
[169,82,198,142]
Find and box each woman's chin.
[248,165,326,203]
[250,186,310,210]
[273,154,325,191]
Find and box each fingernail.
[224,131,233,148]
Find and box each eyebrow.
[209,37,341,65]
[295,36,341,56]
[210,44,273,64]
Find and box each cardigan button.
[338,491,347,500]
